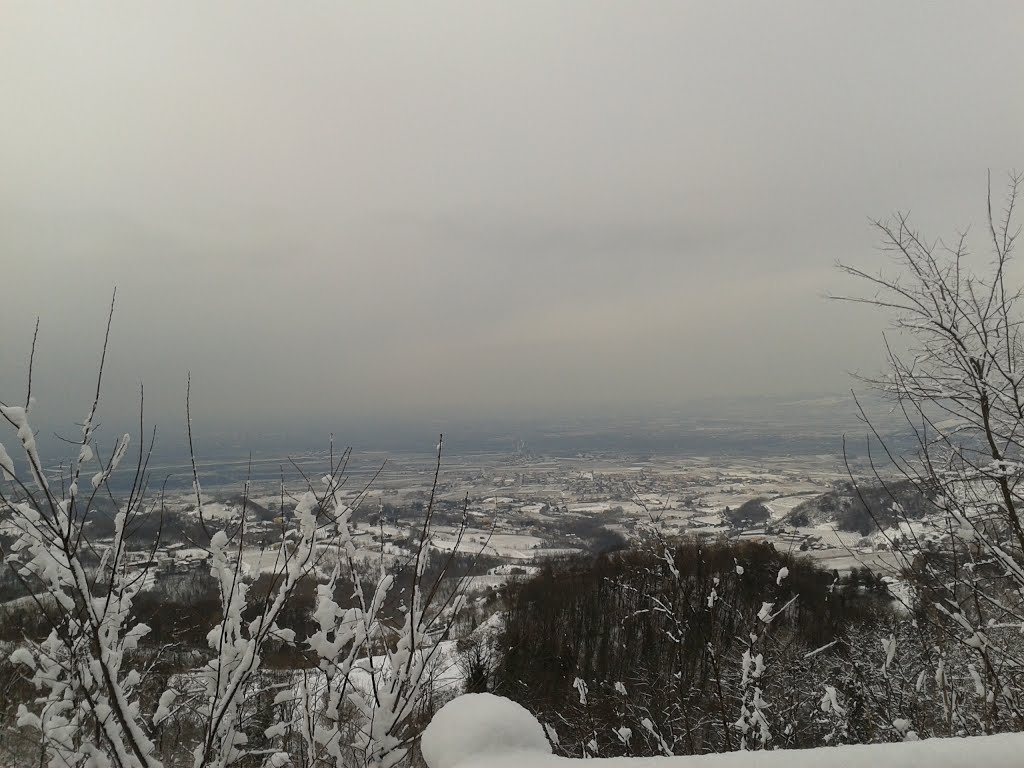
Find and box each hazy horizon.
[3,3,1023,443]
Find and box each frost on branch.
[837,174,1024,736]
[1,309,474,768]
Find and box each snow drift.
[422,693,1024,768]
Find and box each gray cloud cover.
[2,2,1022,441]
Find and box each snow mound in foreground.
[421,693,550,768]
[422,695,1024,768]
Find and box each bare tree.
[837,171,1024,734]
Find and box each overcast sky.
[2,2,1023,445]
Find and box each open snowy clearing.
[431,531,547,560]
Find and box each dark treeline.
[491,539,908,756]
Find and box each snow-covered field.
[431,530,547,560]
[65,452,913,609]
